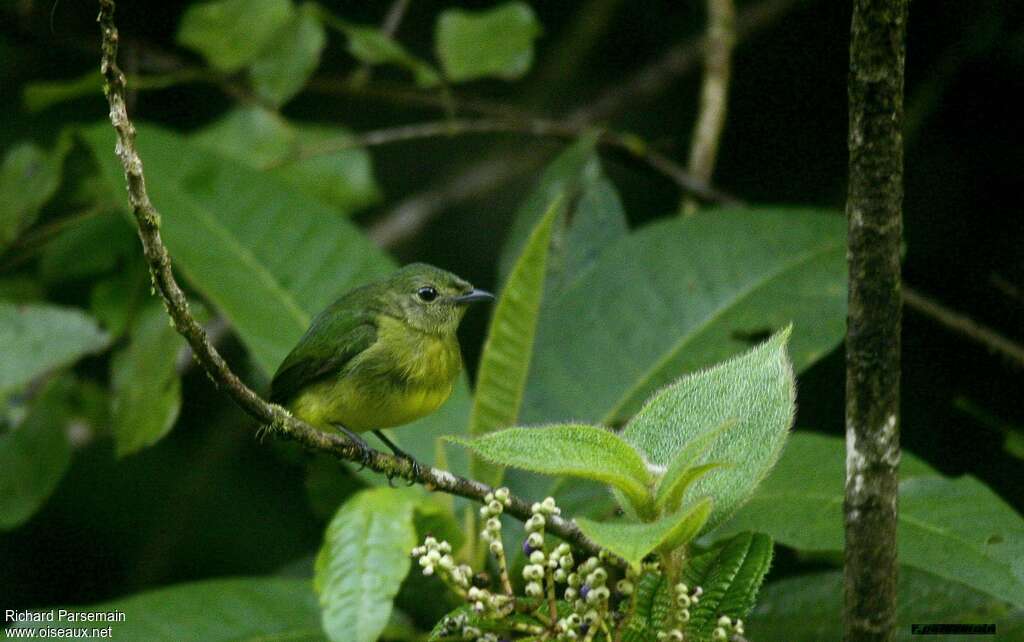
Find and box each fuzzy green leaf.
[435,2,542,82]
[622,328,795,533]
[469,199,561,487]
[110,305,184,457]
[249,3,326,106]
[0,377,74,530]
[315,488,418,642]
[715,432,1024,608]
[576,498,713,569]
[655,418,738,513]
[82,122,392,375]
[619,571,672,642]
[749,567,1024,642]
[7,577,325,641]
[176,0,293,73]
[523,209,846,425]
[682,531,774,640]
[0,302,109,394]
[451,424,652,511]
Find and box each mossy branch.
[96,0,608,562]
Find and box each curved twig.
[96,0,607,561]
[284,118,742,206]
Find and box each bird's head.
[380,263,494,335]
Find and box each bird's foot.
[332,424,374,471]
[373,430,423,486]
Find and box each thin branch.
[284,118,742,206]
[843,0,909,639]
[684,0,736,213]
[903,286,1024,369]
[96,0,609,563]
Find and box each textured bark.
[843,1,909,641]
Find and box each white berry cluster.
[430,611,499,642]
[554,553,612,640]
[712,614,744,640]
[411,536,472,593]
[521,496,559,597]
[479,487,512,556]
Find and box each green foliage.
[22,71,103,113]
[451,424,652,511]
[191,106,382,215]
[555,176,630,295]
[0,301,109,394]
[110,304,184,457]
[176,0,294,73]
[577,498,713,569]
[89,262,149,339]
[38,212,138,285]
[0,138,70,253]
[682,532,774,640]
[654,418,736,514]
[322,15,440,88]
[0,377,73,530]
[498,133,601,278]
[7,577,326,641]
[82,122,392,374]
[619,571,671,642]
[468,198,561,487]
[750,567,1024,642]
[436,2,542,82]
[523,209,846,425]
[314,487,418,642]
[716,432,1024,607]
[248,3,326,106]
[623,327,795,533]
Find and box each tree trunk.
[843,1,909,640]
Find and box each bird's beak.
[453,288,495,304]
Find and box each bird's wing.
[269,307,379,405]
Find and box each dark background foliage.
[2,0,1022,620]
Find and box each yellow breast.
[289,317,462,432]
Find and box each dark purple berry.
[523,540,535,556]
[580,623,590,635]
[579,584,591,600]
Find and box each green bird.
[270,263,493,470]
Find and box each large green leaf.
[468,199,560,487]
[248,3,326,106]
[0,377,74,530]
[655,418,737,513]
[682,531,774,640]
[0,302,109,393]
[522,208,847,425]
[554,176,630,295]
[749,567,1024,642]
[8,577,326,641]
[110,304,184,457]
[715,432,1024,608]
[435,2,542,82]
[82,122,392,374]
[176,0,293,73]
[315,488,418,642]
[191,106,382,215]
[576,498,713,569]
[621,329,795,533]
[0,138,70,253]
[38,211,138,284]
[451,424,652,511]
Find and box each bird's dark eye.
[417,286,438,302]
